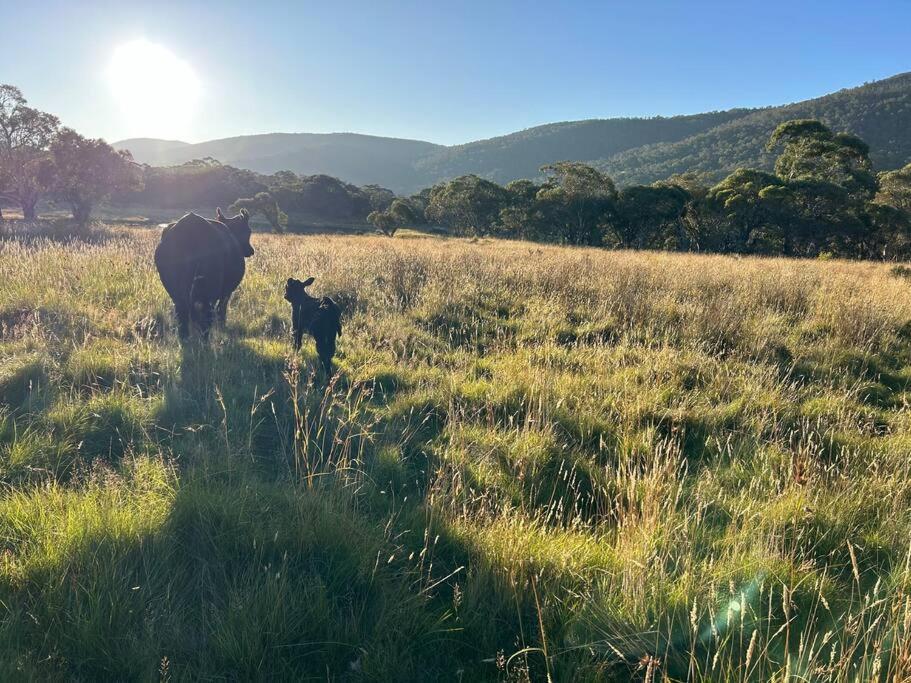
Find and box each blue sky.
[2,0,910,145]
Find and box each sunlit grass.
[0,222,910,679]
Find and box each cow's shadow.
[151,331,550,669]
[7,328,521,679]
[1,318,667,680]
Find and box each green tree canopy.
[230,191,288,233]
[268,173,373,221]
[536,162,617,245]
[367,198,419,237]
[702,169,786,252]
[0,84,59,220]
[361,184,396,212]
[497,179,545,239]
[425,175,509,236]
[48,128,141,224]
[767,119,877,199]
[609,184,691,249]
[118,159,267,210]
[876,163,911,214]
[367,209,396,236]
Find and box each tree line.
[3,80,911,260]
[0,85,139,222]
[373,119,911,259]
[0,85,396,229]
[597,72,911,186]
[112,160,397,230]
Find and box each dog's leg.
[315,333,336,374]
[292,307,304,350]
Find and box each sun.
[106,39,201,140]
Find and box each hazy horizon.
[4,0,910,146]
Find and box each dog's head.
[284,276,315,304]
[285,277,324,327]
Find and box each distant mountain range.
[116,72,911,194]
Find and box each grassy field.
[1,222,911,681]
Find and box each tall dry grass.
[0,223,910,680]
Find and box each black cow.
[284,277,343,372]
[155,208,254,339]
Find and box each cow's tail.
[190,274,206,309]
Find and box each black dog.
[284,277,342,372]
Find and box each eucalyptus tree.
[876,163,911,213]
[368,198,419,237]
[767,119,877,198]
[608,184,691,250]
[535,162,616,245]
[230,191,288,232]
[701,169,786,253]
[0,85,59,219]
[425,175,508,236]
[48,128,140,224]
[496,179,544,239]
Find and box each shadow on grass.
[0,473,470,680]
[0,332,476,679]
[0,331,661,680]
[783,345,911,409]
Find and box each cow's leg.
[175,302,191,341]
[200,302,216,340]
[216,294,230,326]
[190,299,215,340]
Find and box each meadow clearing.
[1,222,911,681]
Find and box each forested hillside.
[412,110,752,186]
[116,72,911,192]
[598,72,911,185]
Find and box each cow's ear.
[216,207,225,220]
[240,208,250,219]
[302,276,315,287]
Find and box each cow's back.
[155,213,243,304]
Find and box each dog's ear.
[216,207,225,220]
[302,276,315,288]
[286,277,297,287]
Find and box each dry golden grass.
[1,223,910,680]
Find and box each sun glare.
[106,39,201,139]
